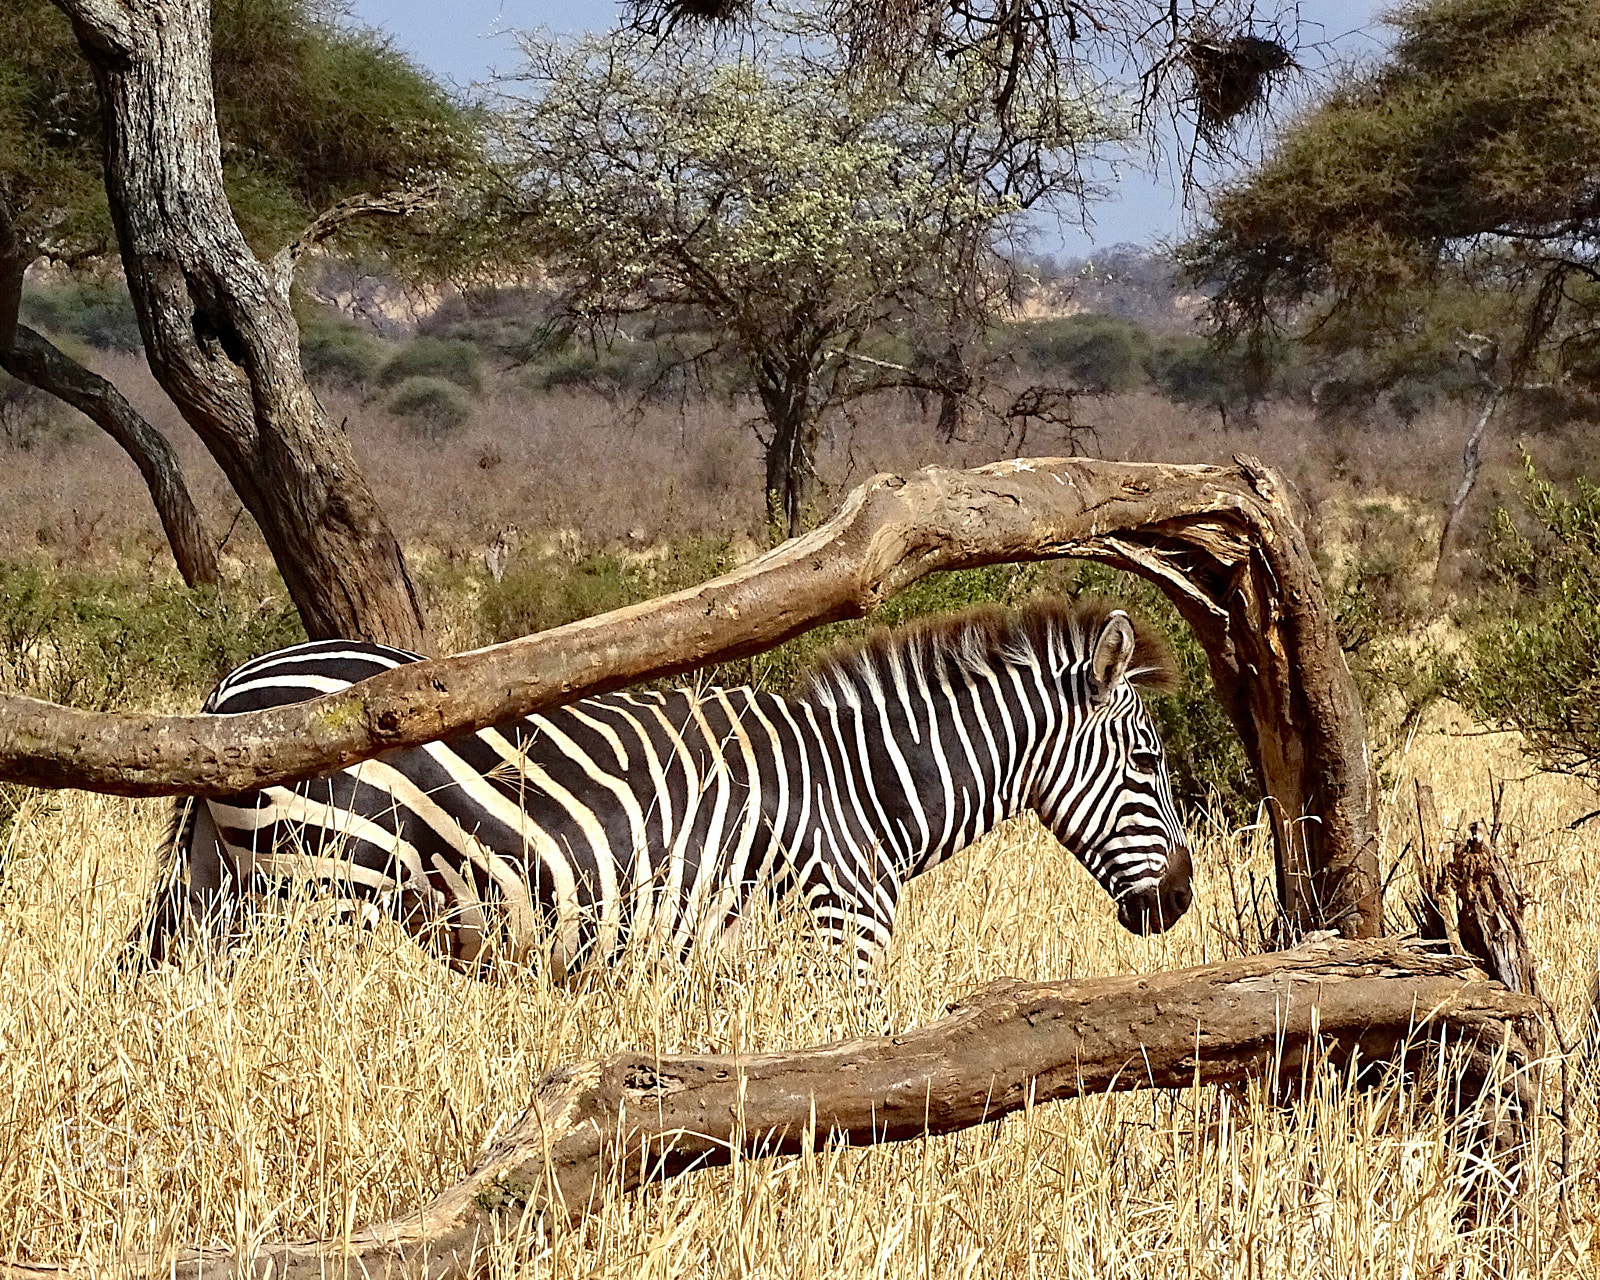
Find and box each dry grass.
[12,353,1600,583]
[6,355,1600,1275]
[1,721,1597,1277]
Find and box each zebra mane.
[795,597,1181,709]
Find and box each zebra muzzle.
[1115,844,1194,936]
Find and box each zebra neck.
[809,659,1047,883]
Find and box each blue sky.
[348,0,1394,255]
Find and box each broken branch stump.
[0,936,1539,1280]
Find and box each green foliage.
[384,376,473,438]
[0,561,303,711]
[298,313,386,388]
[1,0,477,274]
[378,338,484,395]
[418,288,552,362]
[1012,315,1151,394]
[1186,0,1600,397]
[18,279,142,352]
[1320,500,1445,766]
[478,539,744,644]
[1450,456,1600,780]
[1144,335,1256,420]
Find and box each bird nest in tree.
[1184,33,1295,135]
[631,0,752,27]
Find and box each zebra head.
[1031,609,1193,936]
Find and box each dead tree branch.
[0,454,1379,936]
[0,936,1540,1280]
[271,188,441,290]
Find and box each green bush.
[377,338,484,395]
[481,547,1257,822]
[299,315,386,388]
[1012,315,1152,395]
[479,539,743,643]
[19,280,143,352]
[1449,456,1600,780]
[0,562,304,711]
[1319,501,1444,768]
[385,376,472,438]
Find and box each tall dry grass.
[5,350,1600,1275]
[12,351,1600,583]
[1,720,1596,1277]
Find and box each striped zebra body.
[145,600,1193,975]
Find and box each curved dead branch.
[0,937,1540,1280]
[0,454,1376,934]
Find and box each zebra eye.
[1129,749,1161,773]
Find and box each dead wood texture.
[0,454,1379,937]
[0,937,1540,1280]
[1412,782,1543,1052]
[52,0,425,646]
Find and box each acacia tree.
[15,0,476,645]
[1183,0,1600,555]
[493,31,1110,538]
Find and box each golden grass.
[1,720,1598,1278]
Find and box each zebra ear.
[1088,611,1136,704]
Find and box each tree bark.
[0,209,219,588]
[1433,384,1501,595]
[51,0,425,647]
[758,352,816,541]
[0,937,1539,1280]
[0,455,1380,938]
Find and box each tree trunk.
[758,355,814,541]
[52,0,425,647]
[0,212,218,588]
[1433,384,1501,597]
[0,455,1381,939]
[0,937,1538,1280]
[933,339,971,444]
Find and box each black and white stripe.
[143,600,1193,975]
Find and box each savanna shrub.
[20,280,143,352]
[478,539,742,643]
[377,338,484,394]
[1449,456,1600,780]
[385,376,472,438]
[0,562,303,711]
[1012,315,1151,395]
[1319,498,1443,767]
[300,315,385,388]
[481,547,1257,823]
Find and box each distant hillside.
[1022,244,1204,332]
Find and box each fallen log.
[0,454,1380,938]
[0,936,1539,1280]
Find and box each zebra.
[138,598,1194,977]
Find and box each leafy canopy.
[1185,0,1600,387]
[1451,456,1600,781]
[0,0,477,264]
[492,29,1112,384]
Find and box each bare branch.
[271,188,442,292]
